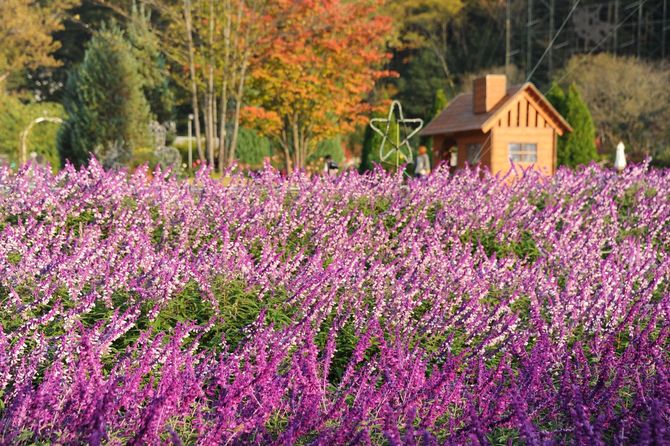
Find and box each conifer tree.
[359,113,404,173]
[545,82,566,118]
[562,84,597,167]
[432,88,448,118]
[58,26,152,167]
[126,2,174,123]
[359,123,376,173]
[546,82,597,168]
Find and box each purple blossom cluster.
[0,160,669,445]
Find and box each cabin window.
[508,143,537,163]
[466,143,481,164]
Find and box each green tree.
[359,113,407,173]
[561,84,597,167]
[432,88,448,118]
[359,123,376,173]
[385,0,463,79]
[126,2,174,122]
[392,48,450,123]
[546,82,597,168]
[545,82,566,118]
[0,0,79,91]
[58,26,152,167]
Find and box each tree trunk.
[280,127,292,174]
[183,0,204,160]
[226,3,248,167]
[292,119,301,171]
[206,0,216,167]
[218,0,232,172]
[229,58,248,167]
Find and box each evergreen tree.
[422,88,449,153]
[359,123,375,173]
[58,26,152,167]
[546,82,596,167]
[432,88,448,118]
[126,2,174,122]
[545,82,566,117]
[562,84,597,167]
[359,113,406,173]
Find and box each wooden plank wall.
[491,127,555,175]
[488,92,556,175]
[495,94,549,130]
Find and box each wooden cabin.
[421,75,571,175]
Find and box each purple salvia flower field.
[1,160,669,445]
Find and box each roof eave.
[526,83,572,134]
[479,83,572,135]
[420,128,464,137]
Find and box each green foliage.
[0,0,78,92]
[562,84,597,167]
[545,82,566,118]
[432,87,448,118]
[151,277,297,351]
[359,113,407,173]
[546,83,597,168]
[129,146,158,170]
[392,48,450,123]
[359,122,376,173]
[309,136,344,165]
[0,92,63,168]
[235,127,272,167]
[6,251,22,265]
[57,25,152,167]
[126,3,175,122]
[0,277,299,361]
[461,229,540,263]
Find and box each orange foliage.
[245,0,394,169]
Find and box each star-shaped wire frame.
[370,100,424,167]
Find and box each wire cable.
[547,0,649,91]
[526,0,583,83]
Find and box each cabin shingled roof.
[421,83,571,136]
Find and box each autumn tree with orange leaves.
[243,0,393,173]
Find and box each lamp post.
[614,141,626,172]
[188,114,194,170]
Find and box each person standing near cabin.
[415,146,430,178]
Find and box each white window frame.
[508,143,537,163]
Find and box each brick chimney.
[472,75,507,114]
